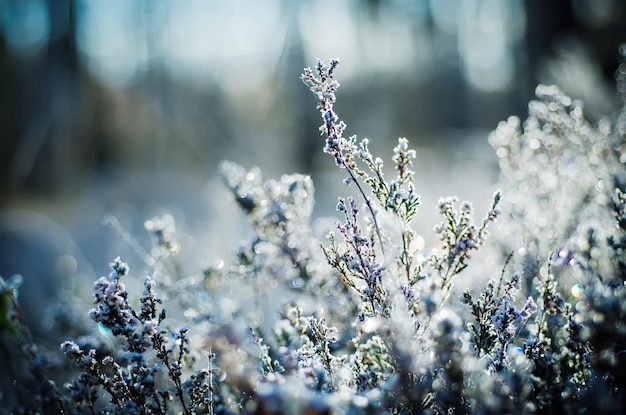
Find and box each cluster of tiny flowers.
[324,196,388,318]
[484,66,626,411]
[432,191,501,287]
[463,272,537,372]
[348,334,393,392]
[60,338,165,414]
[263,305,342,393]
[58,259,216,415]
[89,257,139,341]
[573,184,626,411]
[300,59,343,166]
[59,341,103,409]
[520,264,590,411]
[301,59,388,250]
[294,314,340,391]
[219,160,317,291]
[607,188,626,279]
[386,138,420,222]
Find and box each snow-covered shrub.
[1,52,626,414]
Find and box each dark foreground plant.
[2,51,626,414]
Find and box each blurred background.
[1,0,626,332]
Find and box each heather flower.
[431,191,501,290]
[302,59,390,249]
[323,196,388,318]
[58,258,220,414]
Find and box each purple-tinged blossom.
[325,195,388,316]
[520,296,538,320]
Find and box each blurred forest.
[1,0,626,332]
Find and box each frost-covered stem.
[208,347,214,415]
[400,231,412,282]
[535,256,554,339]
[326,114,385,256]
[103,215,155,267]
[495,251,514,297]
[337,197,387,316]
[348,169,385,256]
[301,59,385,255]
[154,331,191,415]
[310,318,337,390]
[107,363,135,410]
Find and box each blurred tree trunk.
[1,0,82,198]
[282,1,319,175]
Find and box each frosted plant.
[431,193,501,291]
[303,59,500,328]
[301,59,420,251]
[323,196,389,318]
[144,214,183,279]
[299,59,504,412]
[218,161,316,290]
[4,52,626,414]
[216,160,361,333]
[463,271,537,372]
[571,187,626,412]
[489,83,622,288]
[61,258,216,415]
[0,274,70,413]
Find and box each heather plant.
[59,257,217,414]
[488,83,621,285]
[3,52,626,414]
[484,49,626,412]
